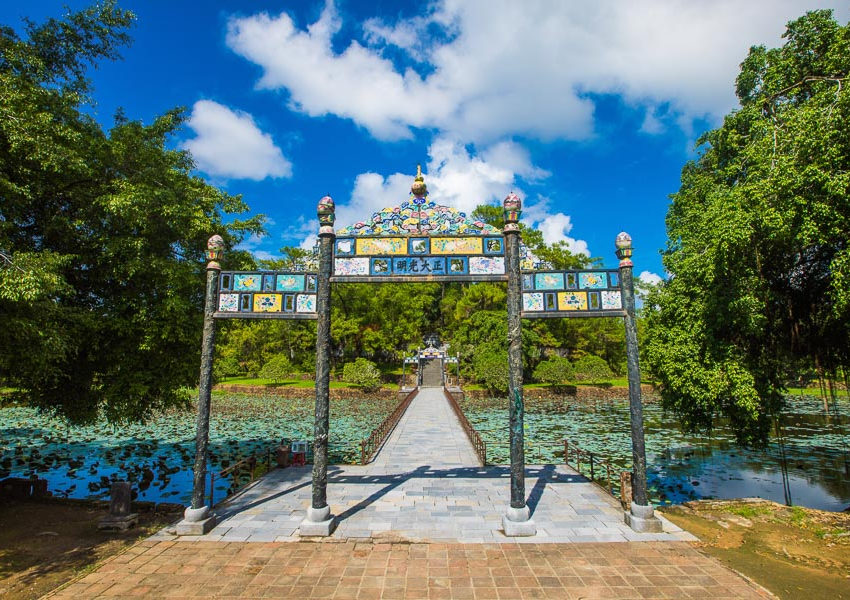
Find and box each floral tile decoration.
[218,293,239,312]
[253,293,282,312]
[232,274,261,291]
[296,294,316,313]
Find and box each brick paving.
[48,540,773,599]
[149,389,693,543]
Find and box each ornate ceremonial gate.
[179,170,661,536]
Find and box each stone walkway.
[150,388,694,544]
[49,540,772,599]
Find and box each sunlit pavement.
[48,539,773,599]
[150,389,694,544]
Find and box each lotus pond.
[461,394,850,511]
[0,393,396,505]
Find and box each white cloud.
[183,100,292,180]
[333,137,544,230]
[639,271,663,286]
[226,0,843,142]
[535,213,590,257]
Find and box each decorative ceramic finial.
[318,195,335,236]
[503,192,522,232]
[615,231,633,267]
[411,164,427,198]
[205,234,224,269]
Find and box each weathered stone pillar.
[502,193,536,536]
[177,234,223,535]
[301,196,336,536]
[617,232,662,533]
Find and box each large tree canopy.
[0,2,262,423]
[644,10,850,445]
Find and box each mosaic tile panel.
[355,237,407,255]
[216,272,317,319]
[218,293,239,312]
[335,198,501,236]
[558,291,588,311]
[232,274,261,292]
[275,274,305,292]
[392,257,446,275]
[409,238,429,254]
[483,237,504,254]
[335,239,355,256]
[523,293,543,312]
[430,237,483,255]
[469,256,505,275]
[601,290,622,310]
[334,258,370,276]
[296,294,316,313]
[579,272,607,289]
[253,294,282,312]
[535,272,565,290]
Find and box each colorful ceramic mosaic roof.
[336,194,501,236]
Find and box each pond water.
[0,393,395,506]
[462,394,850,512]
[3,392,849,512]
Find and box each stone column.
[617,232,662,533]
[301,196,336,536]
[177,234,223,535]
[502,193,536,536]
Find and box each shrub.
[532,356,575,385]
[573,355,614,384]
[342,358,382,392]
[213,356,241,383]
[259,354,294,383]
[473,350,509,394]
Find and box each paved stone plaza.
[50,540,772,599]
[151,388,692,544]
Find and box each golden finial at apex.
[411,163,427,197]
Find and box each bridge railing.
[562,438,631,508]
[209,446,274,508]
[360,388,418,464]
[443,387,487,466]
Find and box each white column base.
[300,505,336,536]
[624,501,663,533]
[502,505,537,537]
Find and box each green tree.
[472,349,509,394]
[644,10,850,444]
[259,354,294,384]
[573,355,613,385]
[532,356,575,385]
[0,3,263,423]
[342,358,382,392]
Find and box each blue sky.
[3,0,846,280]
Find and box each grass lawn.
[217,376,392,390]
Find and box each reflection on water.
[464,394,850,512]
[2,393,848,511]
[0,394,392,505]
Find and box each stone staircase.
[419,358,444,387]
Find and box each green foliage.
[258,354,294,383]
[472,349,509,394]
[532,356,575,385]
[0,4,263,423]
[644,10,850,445]
[573,355,613,384]
[342,358,381,392]
[213,356,241,383]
